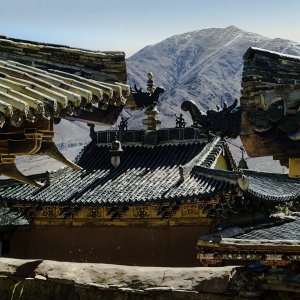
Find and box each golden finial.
[147,72,155,93]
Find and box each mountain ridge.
[16,26,300,174]
[127,26,300,125]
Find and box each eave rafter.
[0,59,130,126]
[0,59,130,186]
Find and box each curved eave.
[0,140,236,206]
[0,59,130,128]
[243,170,300,203]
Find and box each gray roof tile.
[244,170,300,203]
[236,217,300,240]
[0,139,235,205]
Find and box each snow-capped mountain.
[126,25,300,128]
[16,26,300,174]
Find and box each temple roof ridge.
[95,127,206,146]
[0,137,237,205]
[0,59,129,126]
[243,169,294,180]
[244,46,300,61]
[178,137,223,181]
[0,36,125,57]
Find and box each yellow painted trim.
[34,218,213,227]
[213,155,229,170]
[11,201,219,227]
[10,193,236,227]
[289,158,300,178]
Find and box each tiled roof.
[0,137,236,205]
[0,36,129,129]
[244,170,300,203]
[1,129,299,206]
[197,216,300,266]
[96,127,203,145]
[242,47,300,105]
[0,38,130,186]
[235,216,300,241]
[0,36,127,83]
[197,217,300,269]
[0,59,129,127]
[240,47,300,160]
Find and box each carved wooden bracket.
[59,206,81,219]
[156,202,180,219]
[106,206,129,220]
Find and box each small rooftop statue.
[118,116,129,131]
[181,99,240,138]
[175,113,186,128]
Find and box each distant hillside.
[126,25,300,128]
[17,26,300,174]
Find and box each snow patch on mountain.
[126,26,300,128]
[14,26,300,174]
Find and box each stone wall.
[0,258,238,300]
[0,258,300,300]
[0,36,127,83]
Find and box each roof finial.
[142,73,162,136]
[130,72,165,143]
[147,72,155,93]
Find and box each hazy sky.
[1,0,300,57]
